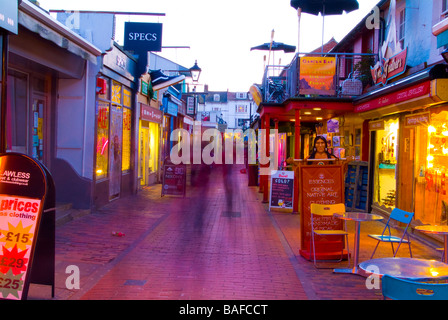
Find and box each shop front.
[139,103,162,186]
[7,3,102,209]
[353,68,448,231]
[94,44,137,207]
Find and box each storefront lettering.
[128,32,158,42]
[355,82,430,113]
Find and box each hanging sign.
[299,57,336,96]
[0,153,47,300]
[123,22,163,52]
[269,170,294,211]
[0,0,18,34]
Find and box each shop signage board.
[123,22,163,52]
[371,48,408,85]
[0,153,48,300]
[355,81,431,113]
[0,0,18,35]
[299,57,336,96]
[161,159,186,197]
[269,170,294,211]
[299,163,345,260]
[405,112,430,127]
[140,103,163,124]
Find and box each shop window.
[112,81,122,104]
[372,118,399,208]
[414,111,448,225]
[96,101,109,179]
[6,70,28,154]
[398,9,406,48]
[122,107,132,172]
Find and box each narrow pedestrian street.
[27,164,441,301]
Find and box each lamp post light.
[190,60,202,83]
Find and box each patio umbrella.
[250,41,297,53]
[291,0,359,15]
[290,0,359,52]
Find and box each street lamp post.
[190,60,202,83]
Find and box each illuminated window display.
[96,100,109,179]
[414,110,448,225]
[372,117,399,208]
[122,88,132,172]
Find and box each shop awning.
[353,64,448,119]
[19,1,102,64]
[150,70,185,91]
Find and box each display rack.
[345,161,369,212]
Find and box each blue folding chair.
[368,208,414,259]
[382,275,448,300]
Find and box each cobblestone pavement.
[27,164,442,301]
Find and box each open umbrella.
[291,0,359,15]
[291,0,359,52]
[250,41,297,53]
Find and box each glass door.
[109,104,122,200]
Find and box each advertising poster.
[299,164,344,260]
[299,57,336,96]
[269,170,294,211]
[0,196,42,300]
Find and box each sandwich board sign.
[269,170,294,211]
[0,153,48,300]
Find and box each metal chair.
[382,275,448,300]
[368,208,414,259]
[310,203,350,268]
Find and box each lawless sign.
[123,22,163,52]
[0,153,48,300]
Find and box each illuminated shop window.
[96,101,109,179]
[414,110,448,225]
[122,107,132,172]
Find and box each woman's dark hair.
[308,136,336,160]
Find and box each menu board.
[269,170,294,210]
[0,153,47,300]
[161,162,186,197]
[299,164,345,260]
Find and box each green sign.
[141,80,149,95]
[0,0,18,35]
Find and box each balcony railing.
[261,52,379,104]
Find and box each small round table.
[333,212,384,275]
[415,225,448,264]
[359,257,448,280]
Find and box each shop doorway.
[31,95,46,163]
[139,125,149,186]
[109,105,122,200]
[369,118,399,210]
